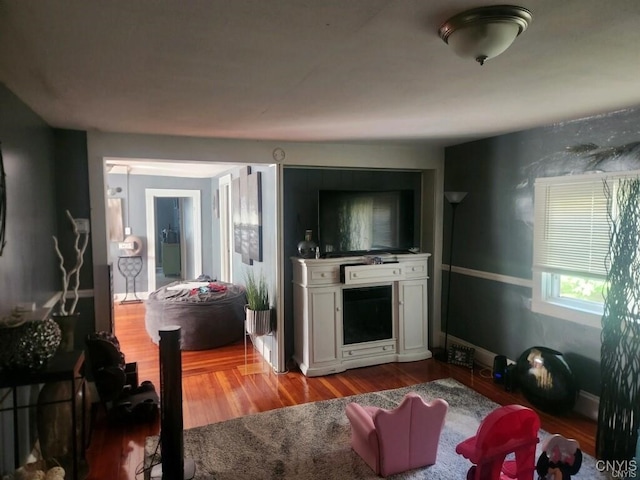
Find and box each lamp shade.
[439,5,532,65]
[444,191,468,204]
[447,22,520,63]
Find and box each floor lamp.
[438,191,467,362]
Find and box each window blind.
[533,174,623,279]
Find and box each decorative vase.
[52,313,79,353]
[515,346,577,414]
[246,308,271,336]
[37,379,90,478]
[297,229,317,258]
[0,319,61,372]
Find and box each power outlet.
[15,302,36,312]
[75,218,90,234]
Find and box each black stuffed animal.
[536,434,582,480]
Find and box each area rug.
[145,378,605,479]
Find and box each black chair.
[85,332,159,422]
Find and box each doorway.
[146,188,202,293]
[155,197,183,288]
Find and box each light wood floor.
[83,302,598,479]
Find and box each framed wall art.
[232,166,262,265]
[213,189,219,219]
[107,197,124,242]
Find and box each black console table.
[0,351,86,479]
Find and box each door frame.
[218,174,233,283]
[145,188,202,293]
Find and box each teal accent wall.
[444,106,640,396]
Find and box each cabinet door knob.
[348,351,353,356]
[336,307,341,312]
[320,273,325,277]
[399,300,404,305]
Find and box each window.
[532,171,639,327]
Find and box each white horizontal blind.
[533,174,614,278]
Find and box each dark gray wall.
[0,85,58,308]
[282,167,423,362]
[53,128,94,345]
[444,106,640,396]
[0,84,57,474]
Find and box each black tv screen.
[318,190,415,255]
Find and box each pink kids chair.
[456,404,540,480]
[345,392,448,477]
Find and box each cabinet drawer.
[342,342,396,359]
[341,263,403,284]
[307,266,340,285]
[402,261,428,279]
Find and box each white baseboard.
[113,292,150,301]
[441,333,599,421]
[248,333,274,369]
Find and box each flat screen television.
[318,189,415,256]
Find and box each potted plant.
[244,270,271,336]
[51,210,90,352]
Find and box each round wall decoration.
[122,235,144,256]
[272,147,286,162]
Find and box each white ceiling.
[1,0,640,149]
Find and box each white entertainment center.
[292,253,431,377]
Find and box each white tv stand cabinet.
[292,253,431,377]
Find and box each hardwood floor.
[84,302,597,479]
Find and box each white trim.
[44,289,96,309]
[113,292,150,301]
[218,174,232,283]
[276,163,286,373]
[531,271,602,329]
[44,292,63,309]
[440,333,600,421]
[145,188,203,293]
[443,264,533,288]
[441,265,602,327]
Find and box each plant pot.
[52,313,80,353]
[245,308,271,336]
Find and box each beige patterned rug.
[145,377,605,479]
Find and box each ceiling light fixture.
[438,5,532,65]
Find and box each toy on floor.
[535,434,582,480]
[456,404,540,480]
[85,331,159,422]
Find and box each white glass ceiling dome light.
[439,5,532,65]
